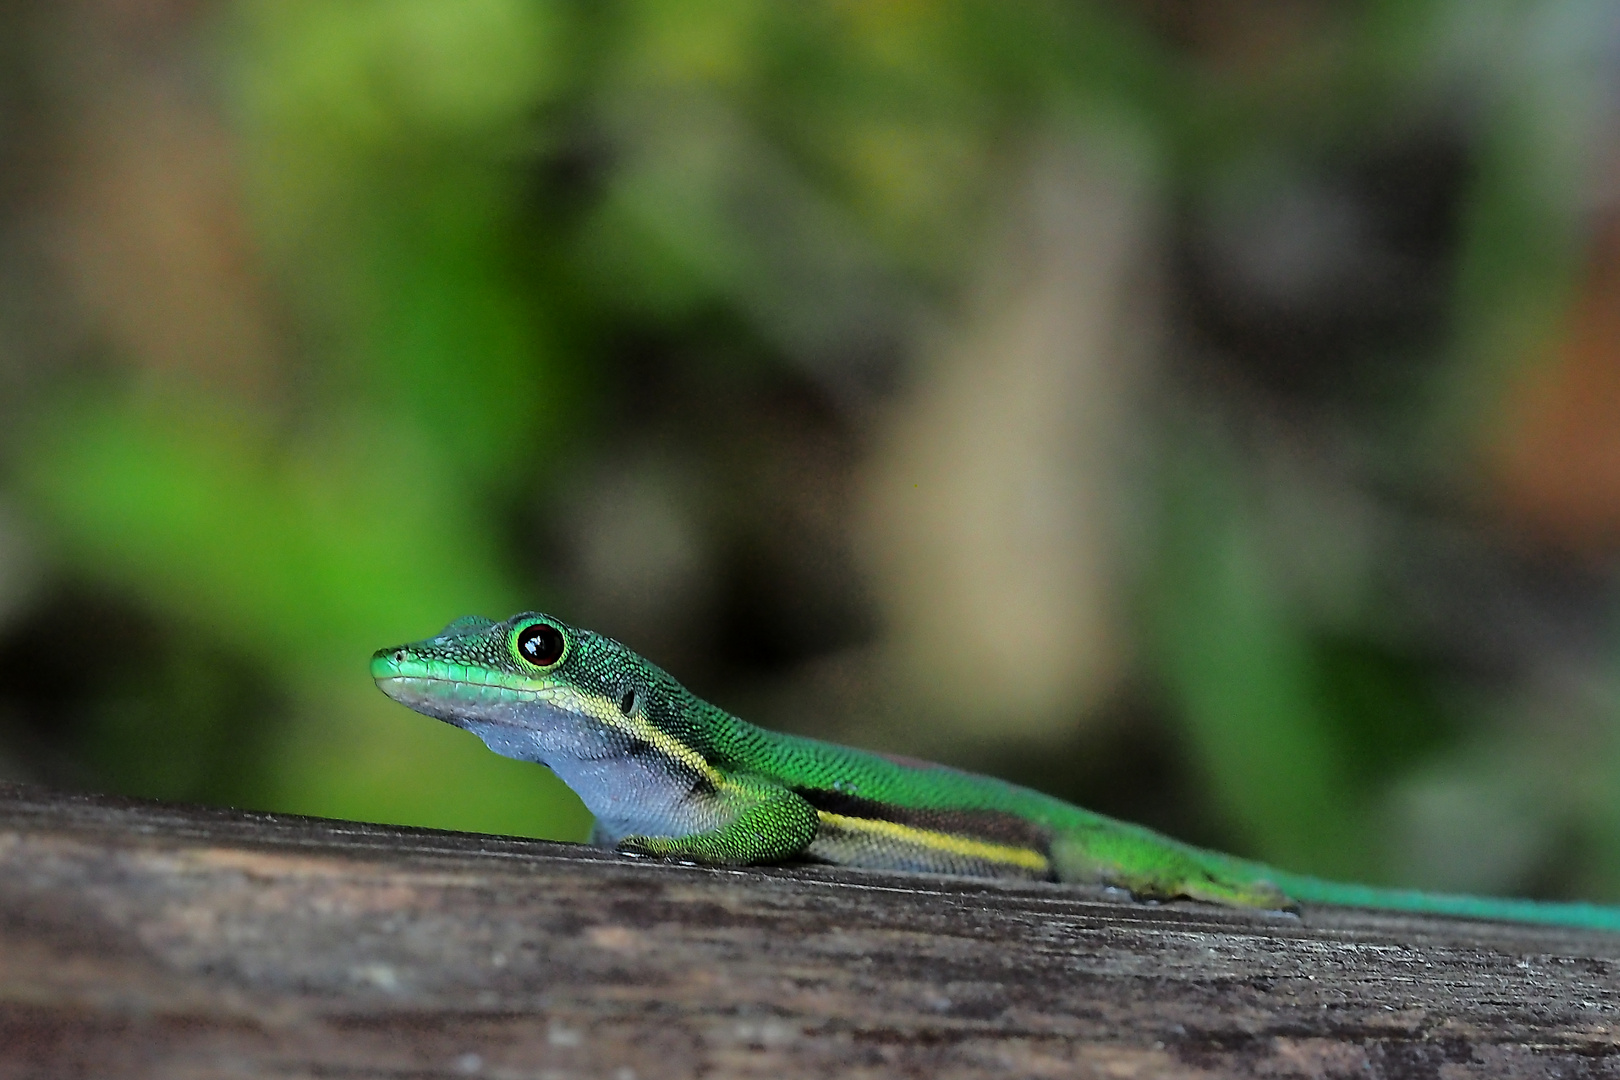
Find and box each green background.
[1,0,1617,901]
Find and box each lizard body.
[372,611,1620,930]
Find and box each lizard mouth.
[373,673,561,728]
[371,648,559,700]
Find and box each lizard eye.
[514,622,566,668]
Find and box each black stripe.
[794,788,1051,851]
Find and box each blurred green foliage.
[2,0,1618,902]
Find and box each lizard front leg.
[616,778,818,866]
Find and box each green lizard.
[372,611,1620,931]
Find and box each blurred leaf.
[22,397,505,663]
[1313,633,1454,787]
[358,167,569,480]
[231,0,576,480]
[18,392,591,839]
[1150,430,1374,879]
[232,0,565,151]
[586,97,910,363]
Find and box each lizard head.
[370,611,675,765]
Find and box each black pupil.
[517,623,565,666]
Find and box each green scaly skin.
[372,612,1620,931]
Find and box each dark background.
[2,0,1619,900]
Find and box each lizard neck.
[461,696,729,841]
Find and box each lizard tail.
[1263,870,1620,932]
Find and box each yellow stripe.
[559,685,727,790]
[619,712,728,789]
[817,811,1051,874]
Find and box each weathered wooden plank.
[1,783,1618,1079]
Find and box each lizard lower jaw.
[374,676,537,726]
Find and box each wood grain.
[2,783,1618,1078]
